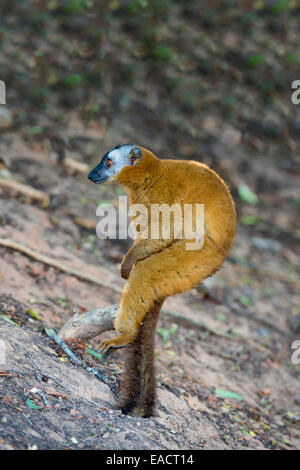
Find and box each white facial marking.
[107,149,121,160]
[107,145,135,176]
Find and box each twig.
[30,359,110,411]
[58,303,233,342]
[45,328,82,365]
[0,177,49,207]
[36,389,50,407]
[63,157,89,174]
[198,286,288,337]
[0,237,123,294]
[161,309,233,338]
[22,412,34,427]
[44,328,108,382]
[0,371,19,377]
[229,259,300,289]
[58,305,117,341]
[73,217,96,230]
[227,302,288,336]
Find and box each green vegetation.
[0,0,297,137]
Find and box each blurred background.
[0,1,299,232]
[0,0,300,450]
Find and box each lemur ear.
[129,148,142,166]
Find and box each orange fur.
[99,147,236,416]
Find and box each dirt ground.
[0,131,299,450]
[0,1,300,450]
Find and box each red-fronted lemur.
[88,144,235,417]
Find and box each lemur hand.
[120,251,136,279]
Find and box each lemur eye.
[130,151,139,164]
[106,158,112,168]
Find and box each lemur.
[88,144,236,417]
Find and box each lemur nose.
[88,164,107,184]
[88,167,100,182]
[88,171,95,181]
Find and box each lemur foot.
[99,334,134,352]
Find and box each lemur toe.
[99,339,131,352]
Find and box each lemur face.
[88,144,142,184]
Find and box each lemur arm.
[121,209,182,279]
[120,239,170,279]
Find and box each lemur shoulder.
[88,144,236,417]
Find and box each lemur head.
[88,144,142,184]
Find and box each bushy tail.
[116,300,163,418]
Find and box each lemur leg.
[99,238,223,352]
[98,261,171,352]
[104,240,224,416]
[99,261,166,352]
[98,282,145,352]
[109,253,190,414]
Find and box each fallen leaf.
[25,398,42,410]
[238,184,258,205]
[215,388,243,401]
